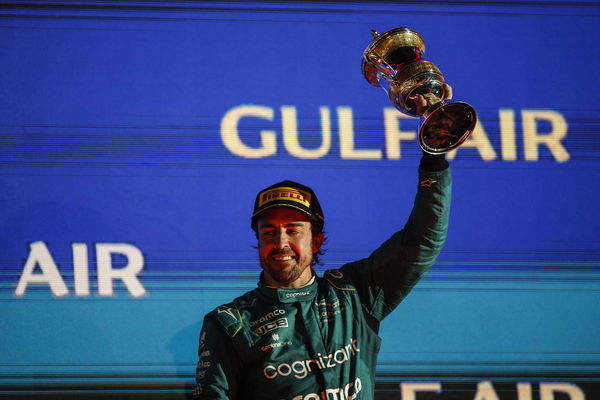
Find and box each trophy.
[362,27,477,154]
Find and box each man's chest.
[237,288,368,370]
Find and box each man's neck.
[264,271,315,289]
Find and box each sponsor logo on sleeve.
[419,178,437,187]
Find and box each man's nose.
[274,230,289,248]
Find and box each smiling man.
[193,90,451,400]
[254,183,325,289]
[193,147,451,399]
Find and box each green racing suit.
[194,166,451,400]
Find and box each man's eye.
[261,231,274,237]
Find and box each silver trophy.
[362,27,477,154]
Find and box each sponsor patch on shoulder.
[420,178,437,187]
[217,306,237,320]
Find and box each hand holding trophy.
[362,27,477,154]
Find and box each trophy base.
[419,102,477,154]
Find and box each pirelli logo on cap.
[259,187,311,208]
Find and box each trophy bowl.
[362,27,477,154]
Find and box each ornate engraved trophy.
[362,27,477,154]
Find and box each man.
[193,94,452,399]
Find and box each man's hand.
[414,83,453,116]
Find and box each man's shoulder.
[319,267,358,291]
[205,289,261,337]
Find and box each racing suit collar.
[258,273,318,303]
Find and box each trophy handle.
[364,52,396,81]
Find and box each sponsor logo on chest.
[255,317,288,335]
[249,309,286,328]
[316,295,345,323]
[263,338,360,380]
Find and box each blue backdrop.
[1,1,599,399]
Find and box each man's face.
[257,207,323,288]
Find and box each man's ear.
[312,232,324,253]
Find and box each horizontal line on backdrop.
[0,14,352,25]
[2,288,599,297]
[3,271,599,280]
[2,1,598,13]
[1,114,599,128]
[1,10,598,25]
[2,260,599,268]
[0,164,561,174]
[0,161,597,172]
[1,278,599,286]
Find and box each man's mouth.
[271,254,295,262]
